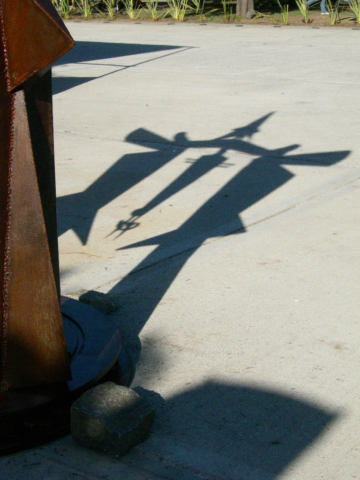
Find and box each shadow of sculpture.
[103,119,349,358]
[52,41,186,95]
[57,114,350,361]
[55,41,183,65]
[57,136,186,245]
[57,113,348,478]
[134,380,338,479]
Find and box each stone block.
[246,10,256,18]
[71,382,155,458]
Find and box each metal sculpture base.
[0,298,133,456]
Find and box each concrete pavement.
[2,22,360,479]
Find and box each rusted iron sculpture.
[0,0,74,392]
[0,0,127,453]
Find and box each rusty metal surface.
[0,0,74,390]
[0,298,126,455]
[25,70,61,298]
[1,0,74,92]
[4,90,70,388]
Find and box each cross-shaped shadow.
[58,113,348,478]
[58,112,348,247]
[92,115,348,349]
[58,114,349,344]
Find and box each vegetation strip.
[52,0,360,26]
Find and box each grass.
[295,0,308,23]
[122,0,142,19]
[145,0,169,20]
[277,0,289,24]
[191,0,204,14]
[190,0,217,20]
[76,0,98,19]
[53,0,75,18]
[103,0,118,19]
[52,0,357,26]
[167,0,193,21]
[349,0,360,22]
[326,0,338,24]
[253,10,277,22]
[222,0,235,21]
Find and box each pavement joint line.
[62,251,114,259]
[55,129,360,168]
[54,55,360,87]
[93,174,360,292]
[64,20,345,31]
[55,67,360,85]
[133,445,219,480]
[28,454,106,480]
[39,452,180,480]
[77,62,129,67]
[54,46,194,87]
[99,46,192,70]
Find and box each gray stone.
[246,10,256,18]
[71,382,155,458]
[67,289,119,314]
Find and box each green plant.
[53,0,60,12]
[54,0,75,18]
[167,0,192,21]
[295,0,309,23]
[277,0,289,25]
[253,11,276,23]
[103,0,117,19]
[76,0,96,19]
[191,0,203,14]
[122,0,142,18]
[222,0,235,21]
[191,0,217,21]
[145,0,169,20]
[326,0,338,24]
[349,0,360,23]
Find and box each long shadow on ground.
[58,114,350,353]
[58,115,347,478]
[52,41,185,95]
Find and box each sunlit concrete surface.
[2,22,360,479]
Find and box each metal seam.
[0,0,11,93]
[1,93,15,392]
[0,0,13,393]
